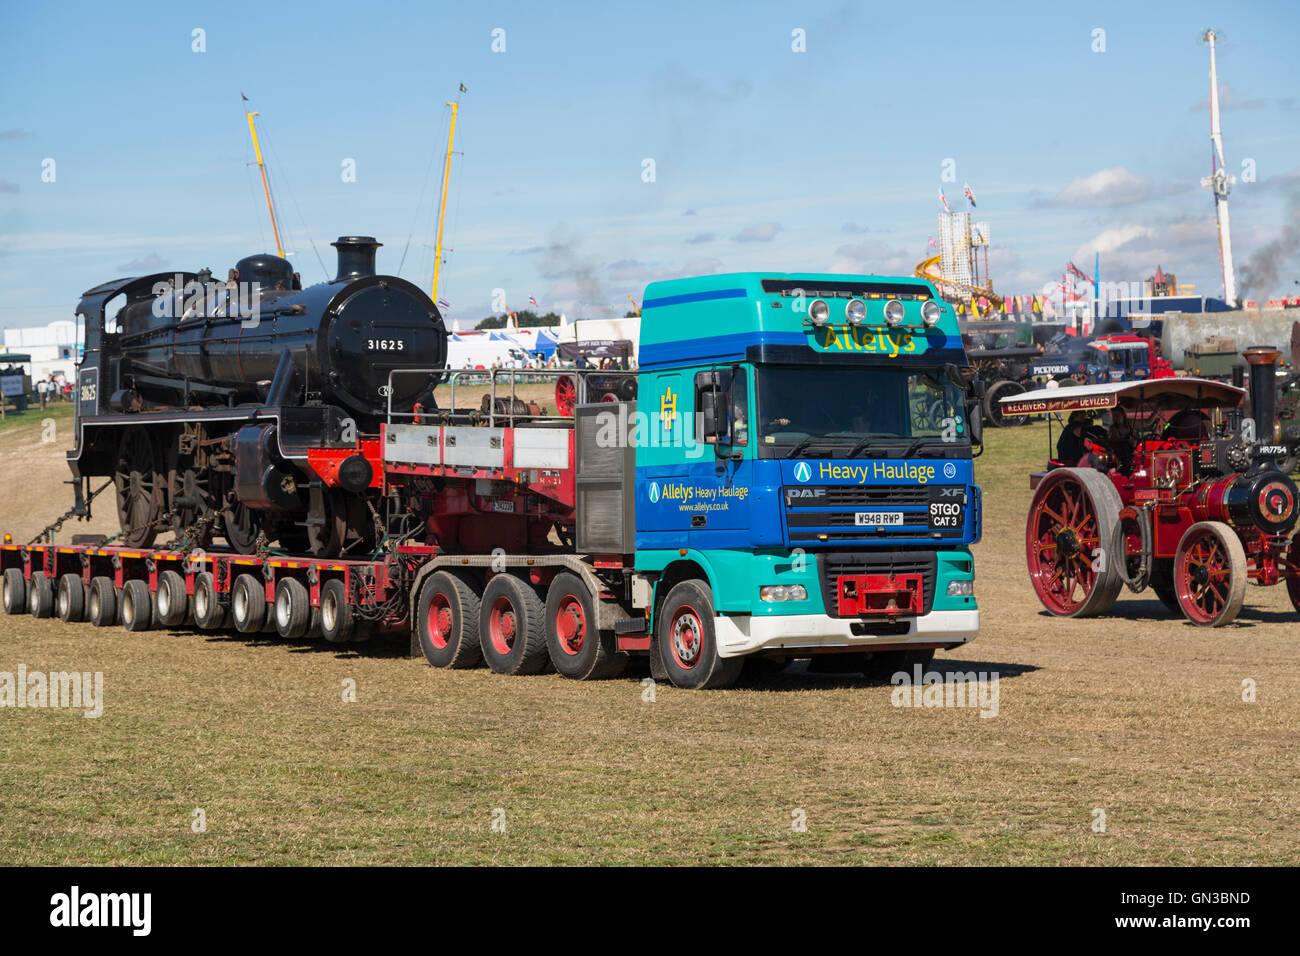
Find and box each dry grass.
[0,415,1297,864]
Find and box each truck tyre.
[655,580,742,690]
[544,572,626,680]
[274,577,312,639]
[57,573,85,623]
[479,574,548,675]
[88,577,117,627]
[120,579,153,631]
[231,573,266,634]
[28,571,54,619]
[2,567,26,614]
[320,579,355,643]
[154,569,188,628]
[416,570,483,668]
[192,572,225,630]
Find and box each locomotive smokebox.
[332,236,381,282]
[1243,346,1281,443]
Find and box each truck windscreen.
[752,365,968,458]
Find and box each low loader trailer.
[4,272,983,689]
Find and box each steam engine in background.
[68,237,448,556]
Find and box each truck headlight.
[946,580,974,597]
[921,300,942,327]
[884,299,905,326]
[809,299,830,326]
[845,299,867,325]
[760,585,808,602]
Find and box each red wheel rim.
[554,594,587,656]
[1177,530,1231,624]
[556,377,576,416]
[1026,473,1103,615]
[669,603,704,669]
[489,595,518,655]
[426,592,453,649]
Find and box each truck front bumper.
[712,609,978,658]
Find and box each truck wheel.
[120,579,153,631]
[479,574,548,675]
[272,577,311,639]
[154,569,188,628]
[88,577,117,627]
[320,579,354,643]
[655,580,742,690]
[544,572,626,680]
[416,571,483,668]
[192,572,226,630]
[28,571,54,619]
[1174,521,1247,627]
[230,573,266,634]
[983,380,1027,428]
[2,567,26,614]
[56,573,85,623]
[1025,468,1123,618]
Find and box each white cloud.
[732,222,781,243]
[1072,225,1154,260]
[1054,167,1151,207]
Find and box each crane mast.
[1200,29,1237,306]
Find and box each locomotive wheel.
[167,451,216,548]
[56,573,85,623]
[1025,468,1123,617]
[115,427,165,548]
[479,574,548,675]
[416,570,483,668]
[555,376,577,416]
[983,380,1027,428]
[544,571,626,680]
[1174,521,1247,627]
[306,487,346,559]
[221,497,264,556]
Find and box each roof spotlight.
[921,299,942,327]
[809,298,830,326]
[845,299,867,325]
[883,299,905,326]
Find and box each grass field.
[1,413,1298,865]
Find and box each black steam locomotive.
[67,237,448,556]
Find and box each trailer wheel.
[983,379,1027,428]
[1025,468,1123,617]
[320,579,355,643]
[544,572,626,680]
[154,570,188,628]
[88,577,117,627]
[3,567,27,614]
[192,572,225,630]
[274,578,311,639]
[231,573,267,634]
[416,571,483,668]
[1174,521,1247,627]
[655,580,742,690]
[56,573,85,623]
[28,571,54,619]
[120,579,153,631]
[479,574,548,675]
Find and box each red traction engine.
[1004,347,1300,626]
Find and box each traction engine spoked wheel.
[1174,521,1247,627]
[983,379,1027,428]
[114,426,165,548]
[555,376,577,416]
[1025,468,1123,617]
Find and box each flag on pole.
[963,182,977,207]
[928,236,937,249]
[938,187,952,213]
[459,83,467,93]
[436,297,450,311]
[527,296,537,307]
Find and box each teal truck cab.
[631,273,981,687]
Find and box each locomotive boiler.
[67,237,449,556]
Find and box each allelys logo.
[943,462,957,479]
[793,462,812,482]
[648,481,661,503]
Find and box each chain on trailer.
[27,480,113,546]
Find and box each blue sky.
[1,0,1297,330]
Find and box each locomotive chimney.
[1243,346,1281,442]
[331,236,382,282]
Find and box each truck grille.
[819,550,937,617]
[784,484,960,541]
